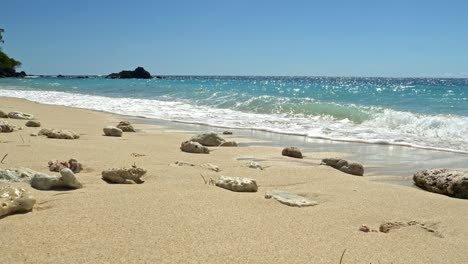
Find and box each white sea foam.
[1,88,468,153]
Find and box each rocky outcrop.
[0,68,27,78]
[215,176,258,192]
[0,120,14,133]
[190,133,225,146]
[265,190,318,207]
[39,128,80,139]
[30,168,82,190]
[116,121,135,132]
[101,166,146,184]
[48,159,82,173]
[0,186,36,218]
[106,67,152,79]
[321,158,364,176]
[413,168,468,199]
[180,141,210,154]
[7,111,34,120]
[25,120,41,127]
[282,147,303,159]
[103,126,123,137]
[0,109,8,118]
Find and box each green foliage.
[0,50,21,70]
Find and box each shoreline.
[1,97,468,263]
[1,93,467,179]
[0,88,467,155]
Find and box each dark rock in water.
[57,74,65,78]
[321,158,364,176]
[0,68,27,78]
[106,67,152,79]
[282,147,303,159]
[413,168,468,199]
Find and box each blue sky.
[1,0,467,77]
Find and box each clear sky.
[1,0,467,77]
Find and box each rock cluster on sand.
[101,166,147,184]
[39,128,80,139]
[265,190,319,207]
[282,147,303,159]
[103,126,123,137]
[321,158,364,176]
[25,120,41,127]
[7,111,34,120]
[48,159,82,173]
[215,176,258,192]
[30,168,82,190]
[180,141,210,154]
[0,186,36,218]
[413,168,468,199]
[0,120,15,133]
[116,121,135,132]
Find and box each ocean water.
[1,76,467,153]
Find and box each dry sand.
[1,97,467,264]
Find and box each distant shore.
[1,96,467,263]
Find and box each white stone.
[30,168,82,190]
[265,190,318,207]
[0,186,36,218]
[215,176,258,192]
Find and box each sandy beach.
[1,97,467,264]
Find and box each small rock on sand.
[0,167,38,182]
[8,111,34,120]
[190,133,225,146]
[39,128,80,139]
[282,147,303,159]
[30,168,82,190]
[321,158,364,176]
[0,120,15,133]
[219,141,238,147]
[103,126,123,137]
[222,131,233,135]
[413,168,468,199]
[25,120,41,127]
[265,190,318,207]
[215,176,258,192]
[48,159,82,173]
[0,186,36,218]
[116,121,135,132]
[101,166,147,184]
[0,109,8,118]
[180,141,210,154]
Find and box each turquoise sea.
[1,76,468,154]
